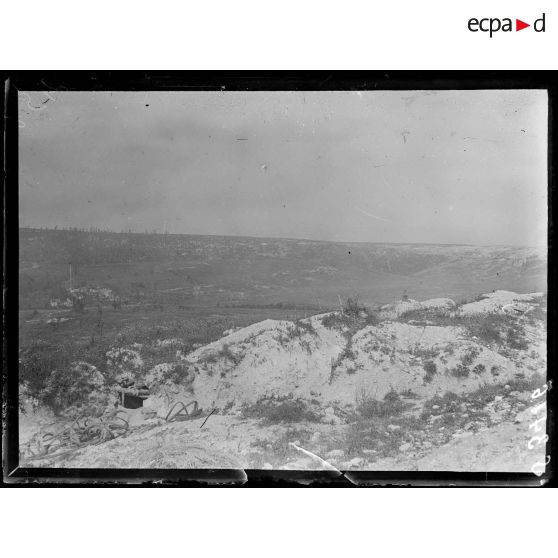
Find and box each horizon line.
[18,226,547,250]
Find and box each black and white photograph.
[11,83,549,479]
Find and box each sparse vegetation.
[19,340,73,401]
[420,391,463,422]
[399,307,451,322]
[321,297,379,332]
[506,326,529,350]
[399,308,532,353]
[409,345,438,359]
[354,388,406,420]
[248,427,314,467]
[451,364,470,378]
[505,371,546,392]
[241,396,321,424]
[145,362,194,390]
[423,360,437,383]
[217,343,243,366]
[461,347,480,366]
[40,362,108,416]
[472,363,486,375]
[276,319,318,351]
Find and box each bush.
[241,396,320,424]
[400,307,451,323]
[290,320,317,336]
[355,388,406,419]
[465,316,503,345]
[197,343,243,368]
[506,326,529,350]
[410,346,438,359]
[505,371,547,392]
[337,336,356,363]
[420,391,461,420]
[344,420,387,456]
[451,364,470,378]
[40,361,107,415]
[218,343,243,366]
[344,297,367,317]
[321,312,354,330]
[278,320,318,351]
[473,363,486,375]
[423,360,437,383]
[145,361,194,389]
[19,340,72,399]
[461,348,480,366]
[321,297,379,331]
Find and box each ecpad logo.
[468,13,546,37]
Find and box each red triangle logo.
[516,19,530,31]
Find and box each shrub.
[145,361,194,389]
[344,420,386,456]
[410,346,438,359]
[321,297,379,331]
[321,312,356,330]
[329,336,359,381]
[420,391,461,420]
[290,320,317,336]
[197,343,242,368]
[400,388,420,399]
[106,347,144,377]
[197,350,219,365]
[337,336,356,363]
[218,343,243,366]
[355,388,406,419]
[423,360,437,383]
[526,302,547,325]
[506,326,529,350]
[278,321,318,353]
[461,348,480,366]
[400,307,450,323]
[241,396,320,424]
[19,340,72,399]
[451,364,470,378]
[472,363,486,375]
[466,316,503,346]
[344,297,367,317]
[506,371,547,392]
[364,312,380,326]
[40,361,107,415]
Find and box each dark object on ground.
[116,385,150,409]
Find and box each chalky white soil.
[21,291,547,474]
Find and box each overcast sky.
[19,89,547,246]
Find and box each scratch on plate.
[355,207,396,223]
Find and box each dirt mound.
[379,296,455,319]
[21,290,546,472]
[137,292,545,415]
[456,290,544,316]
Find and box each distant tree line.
[20,226,167,235]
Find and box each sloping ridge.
[143,291,545,414]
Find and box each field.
[19,228,546,312]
